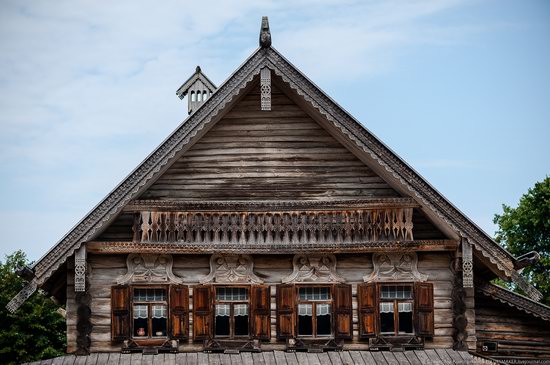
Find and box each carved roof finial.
[259,16,271,48]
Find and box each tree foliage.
[494,177,550,305]
[0,250,66,365]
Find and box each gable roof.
[175,65,217,99]
[7,40,541,312]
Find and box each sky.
[0,0,549,262]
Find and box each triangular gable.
[140,82,400,201]
[7,45,540,312]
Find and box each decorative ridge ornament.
[259,16,271,48]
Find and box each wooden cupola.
[176,66,217,114]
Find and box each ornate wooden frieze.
[74,245,87,292]
[116,254,183,285]
[133,208,414,248]
[364,252,427,282]
[282,254,344,283]
[200,254,262,284]
[260,67,271,111]
[462,239,473,288]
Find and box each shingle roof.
[22,350,501,365]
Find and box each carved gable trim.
[283,254,344,284]
[200,254,263,284]
[364,252,427,282]
[117,254,183,285]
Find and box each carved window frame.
[130,284,170,345]
[213,284,252,340]
[378,282,415,337]
[295,284,334,339]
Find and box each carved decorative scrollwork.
[283,254,344,283]
[364,252,427,282]
[462,239,473,288]
[200,254,262,284]
[260,67,271,111]
[117,254,183,284]
[74,245,86,292]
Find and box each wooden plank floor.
[21,350,499,365]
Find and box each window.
[214,287,250,338]
[379,285,413,335]
[132,288,168,338]
[193,285,270,342]
[276,284,352,341]
[297,287,332,337]
[111,285,189,343]
[357,282,434,339]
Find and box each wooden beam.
[86,239,458,255]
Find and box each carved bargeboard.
[283,254,344,283]
[200,254,263,284]
[117,254,183,284]
[364,252,427,282]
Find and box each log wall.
[475,294,550,360]
[137,84,399,201]
[66,252,457,353]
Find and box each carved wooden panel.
[364,252,427,282]
[200,254,263,284]
[116,254,183,284]
[74,245,87,292]
[282,254,344,283]
[462,239,473,288]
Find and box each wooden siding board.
[403,351,422,365]
[349,351,366,365]
[137,84,399,202]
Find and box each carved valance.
[364,252,427,282]
[282,254,344,283]
[133,207,414,248]
[117,254,183,284]
[200,254,263,284]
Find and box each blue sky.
[0,0,548,261]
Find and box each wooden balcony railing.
[132,208,414,246]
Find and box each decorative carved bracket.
[6,280,38,313]
[462,239,473,288]
[117,254,183,285]
[201,254,262,284]
[283,254,344,283]
[260,67,271,111]
[75,245,87,292]
[364,252,427,282]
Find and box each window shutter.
[193,285,212,341]
[414,282,434,336]
[251,285,271,340]
[357,282,378,338]
[333,284,353,339]
[170,285,189,340]
[276,284,295,339]
[111,285,130,342]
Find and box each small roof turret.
[176,66,217,114]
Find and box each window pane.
[152,305,167,337]
[133,288,166,302]
[298,304,313,336]
[215,304,230,336]
[216,287,248,301]
[299,287,331,301]
[398,302,413,334]
[316,304,332,336]
[133,305,148,337]
[380,302,394,334]
[380,285,411,299]
[234,304,249,336]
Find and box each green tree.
[0,250,66,365]
[494,177,550,305]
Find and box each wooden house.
[10,17,550,365]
